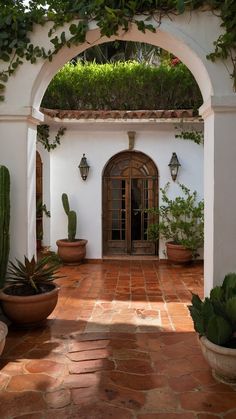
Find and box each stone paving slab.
[1,261,236,418]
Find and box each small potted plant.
[148,182,204,263]
[56,193,87,264]
[189,273,236,384]
[0,255,61,326]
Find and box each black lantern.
[168,152,181,181]
[78,154,90,181]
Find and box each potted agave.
[148,182,204,263]
[56,193,87,264]
[0,255,61,326]
[189,273,236,384]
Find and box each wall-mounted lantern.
[168,152,181,181]
[78,154,90,181]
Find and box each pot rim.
[166,241,192,250]
[56,239,88,247]
[200,335,236,356]
[0,283,60,303]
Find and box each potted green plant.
[0,255,61,326]
[189,273,236,384]
[56,193,87,264]
[148,182,204,263]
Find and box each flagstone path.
[1,261,236,418]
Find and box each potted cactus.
[189,273,236,384]
[0,165,10,289]
[56,193,87,264]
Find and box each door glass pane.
[111,179,126,240]
[131,179,142,240]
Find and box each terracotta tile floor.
[1,261,236,418]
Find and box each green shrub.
[147,182,204,256]
[42,61,202,111]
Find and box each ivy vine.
[37,124,66,151]
[0,1,235,102]
[175,128,204,145]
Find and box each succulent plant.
[189,273,236,347]
[62,193,77,241]
[7,255,62,294]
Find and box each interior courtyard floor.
[1,260,236,418]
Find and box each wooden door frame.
[102,150,159,257]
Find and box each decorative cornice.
[41,108,198,121]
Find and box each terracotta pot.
[56,239,87,264]
[200,336,236,384]
[0,284,59,326]
[166,242,192,264]
[0,321,8,355]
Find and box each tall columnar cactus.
[62,193,77,241]
[0,165,10,288]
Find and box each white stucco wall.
[46,121,203,259]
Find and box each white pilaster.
[0,109,43,262]
[200,96,236,296]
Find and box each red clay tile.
[224,412,236,419]
[109,371,167,390]
[99,382,146,409]
[144,388,179,410]
[44,389,71,408]
[137,414,195,419]
[4,262,235,418]
[168,374,200,392]
[180,391,236,413]
[6,374,61,391]
[0,392,47,418]
[25,360,65,377]
[116,358,154,374]
[67,348,111,361]
[68,339,110,352]
[69,401,134,418]
[69,358,115,374]
[63,372,100,388]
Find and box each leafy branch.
[37,124,66,151]
[0,1,235,101]
[175,127,204,145]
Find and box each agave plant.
[7,255,62,294]
[189,273,236,347]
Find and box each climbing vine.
[37,124,66,151]
[175,128,204,145]
[0,1,235,101]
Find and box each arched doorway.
[103,151,158,256]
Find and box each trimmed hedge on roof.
[42,61,202,111]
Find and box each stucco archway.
[0,11,236,295]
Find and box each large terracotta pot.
[0,284,59,326]
[56,239,87,264]
[0,321,8,355]
[200,336,236,384]
[166,242,192,264]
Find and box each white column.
[0,109,42,262]
[200,96,236,296]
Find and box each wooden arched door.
[103,151,158,256]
